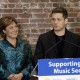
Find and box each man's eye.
[52,18,55,21]
[58,19,61,21]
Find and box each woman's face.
[3,22,18,39]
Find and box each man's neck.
[54,29,65,36]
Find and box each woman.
[0,16,33,80]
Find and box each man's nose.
[54,20,58,24]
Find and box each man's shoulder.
[39,29,54,38]
[69,31,80,37]
[67,30,80,39]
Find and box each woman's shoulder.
[18,39,31,47]
[18,39,29,44]
[0,39,6,49]
[0,39,5,44]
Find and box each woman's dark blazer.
[33,29,80,66]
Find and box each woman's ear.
[3,30,6,34]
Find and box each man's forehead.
[52,13,64,18]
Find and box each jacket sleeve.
[76,37,80,57]
[21,43,33,78]
[32,35,44,67]
[0,49,11,79]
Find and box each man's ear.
[65,18,68,25]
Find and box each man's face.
[51,13,68,32]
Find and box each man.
[33,7,80,67]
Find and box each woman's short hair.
[0,16,18,38]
